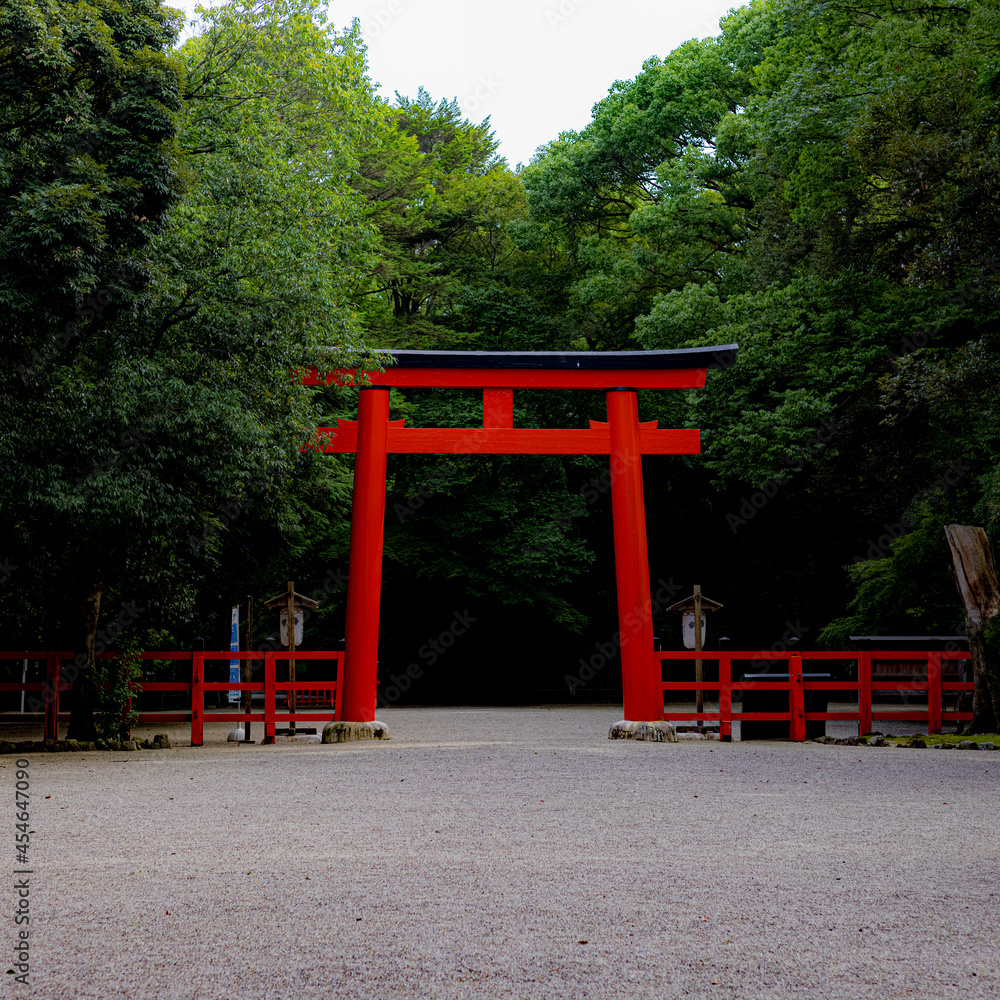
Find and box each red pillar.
[341,387,391,721]
[191,651,204,747]
[263,651,275,744]
[858,651,872,737]
[927,651,942,735]
[789,653,806,741]
[606,389,661,721]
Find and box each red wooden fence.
[659,650,973,740]
[0,650,342,746]
[1,648,972,744]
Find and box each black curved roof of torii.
[380,345,738,370]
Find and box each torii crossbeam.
[299,346,737,732]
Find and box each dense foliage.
[1,0,998,710]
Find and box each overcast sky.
[171,0,746,168]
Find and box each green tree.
[0,0,383,737]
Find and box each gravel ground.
[4,706,998,1000]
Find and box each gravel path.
[6,706,999,999]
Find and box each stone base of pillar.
[608,720,678,742]
[322,720,390,743]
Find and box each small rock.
[608,720,678,742]
[121,740,137,752]
[153,734,171,749]
[957,740,979,750]
[906,739,927,749]
[869,736,887,746]
[848,737,862,746]
[979,742,996,751]
[94,740,107,751]
[940,742,955,749]
[322,721,391,743]
[227,728,246,742]
[930,743,943,749]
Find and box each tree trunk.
[66,574,104,741]
[944,525,1000,733]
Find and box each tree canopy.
[2,0,998,714]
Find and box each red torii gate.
[300,346,736,731]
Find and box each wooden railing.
[659,650,973,740]
[0,650,343,746]
[2,648,972,744]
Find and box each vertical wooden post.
[483,388,513,428]
[693,584,704,721]
[719,654,732,742]
[191,651,204,747]
[244,594,253,741]
[341,386,391,722]
[286,580,296,734]
[789,653,805,741]
[859,650,872,737]
[44,654,59,742]
[263,651,275,744]
[334,652,343,721]
[927,650,942,735]
[606,389,660,721]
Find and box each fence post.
[191,651,204,747]
[44,655,59,742]
[719,655,732,742]
[263,652,275,744]
[858,651,872,737]
[789,653,805,741]
[334,652,343,722]
[927,651,942,735]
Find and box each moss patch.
[882,732,999,747]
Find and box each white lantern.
[682,611,707,649]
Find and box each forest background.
[2,0,998,710]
